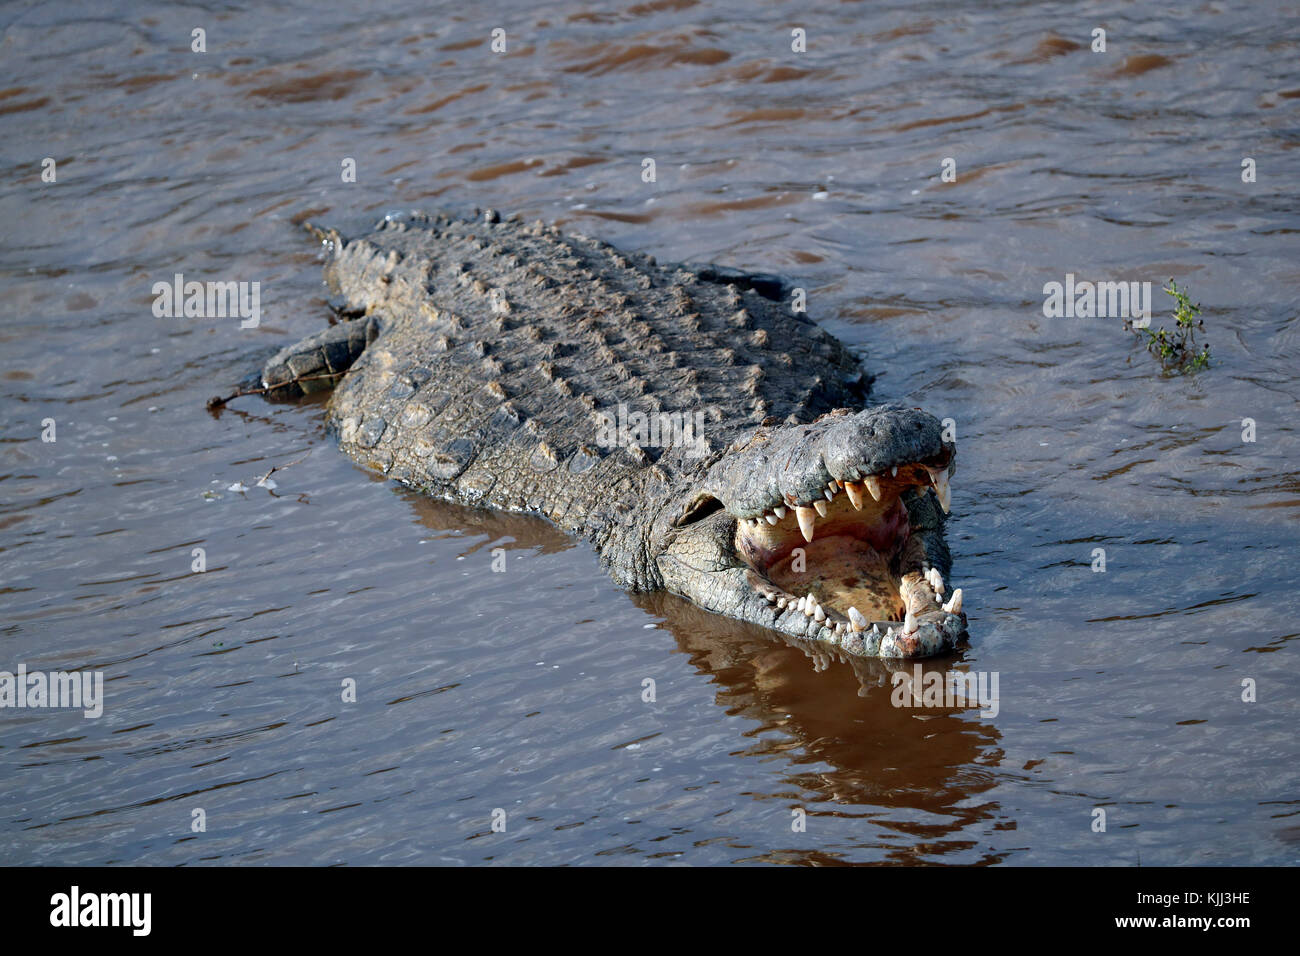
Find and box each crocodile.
[214,210,967,658]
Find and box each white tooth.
[927,466,951,514]
[824,487,835,501]
[813,499,828,517]
[804,599,817,617]
[776,597,787,609]
[765,512,779,525]
[773,506,787,518]
[891,466,898,477]
[848,607,867,631]
[844,481,865,509]
[943,588,963,615]
[863,476,883,501]
[813,604,826,623]
[904,609,918,634]
[927,567,944,595]
[795,506,816,542]
[869,624,882,638]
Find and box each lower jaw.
[738,527,963,657]
[767,535,904,621]
[745,568,965,658]
[744,537,917,641]
[738,499,916,634]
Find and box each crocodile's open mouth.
[661,404,966,658]
[733,458,963,655]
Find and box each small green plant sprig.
[1124,279,1210,371]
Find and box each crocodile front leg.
[260,314,383,398]
[208,314,383,408]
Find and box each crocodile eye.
[673,494,723,527]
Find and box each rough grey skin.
[228,210,967,659]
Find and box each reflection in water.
[400,489,577,558]
[401,495,1005,864]
[638,595,1007,865]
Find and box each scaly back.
[320,211,868,540]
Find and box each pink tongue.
[865,498,908,552]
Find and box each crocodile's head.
[653,403,966,658]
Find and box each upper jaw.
[700,403,954,520]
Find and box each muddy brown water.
[2,1,1298,865]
